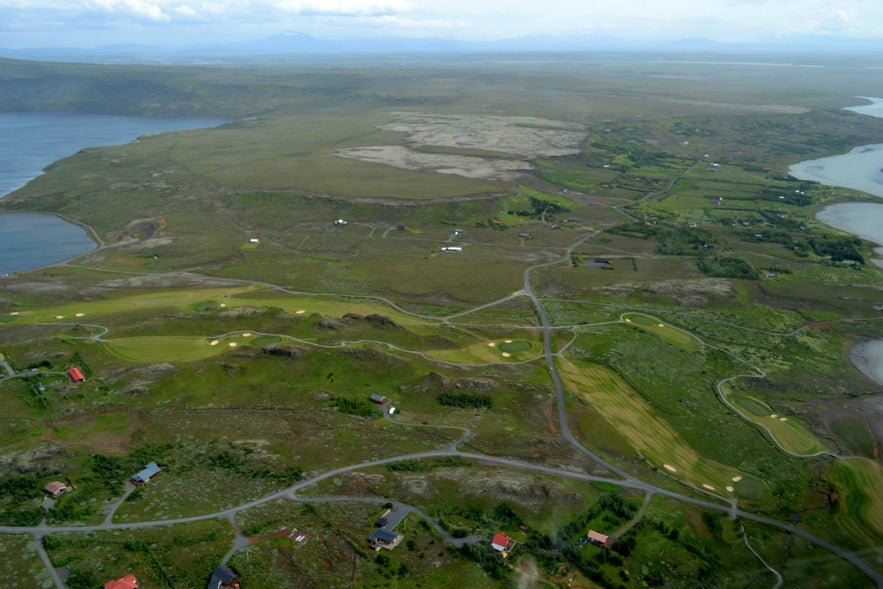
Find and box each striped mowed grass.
[559,359,751,496]
[827,458,883,546]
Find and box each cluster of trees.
[331,396,376,418]
[698,256,759,280]
[0,475,45,526]
[610,222,716,255]
[437,392,492,409]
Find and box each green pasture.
[622,312,703,351]
[559,359,749,495]
[728,394,831,456]
[826,458,883,547]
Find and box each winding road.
[5,227,883,588]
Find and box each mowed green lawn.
[105,336,222,362]
[827,458,883,546]
[728,394,830,456]
[559,359,753,496]
[7,286,430,328]
[622,313,703,352]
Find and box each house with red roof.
[491,532,516,556]
[67,367,85,383]
[104,574,139,589]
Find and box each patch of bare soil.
[593,278,733,306]
[336,112,586,181]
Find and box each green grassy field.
[558,359,748,494]
[2,54,883,588]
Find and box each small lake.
[0,112,227,274]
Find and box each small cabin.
[67,367,85,383]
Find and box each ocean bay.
[0,112,226,274]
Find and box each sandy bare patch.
[658,323,665,328]
[9,312,18,316]
[336,112,586,181]
[594,279,733,306]
[337,145,533,180]
[732,476,742,482]
[295,309,305,314]
[702,483,716,491]
[210,340,219,346]
[75,312,84,317]
[779,417,788,422]
[502,352,511,358]
[220,303,226,308]
[770,414,778,419]
[663,464,677,472]
[228,342,238,347]
[488,342,496,347]
[726,485,734,492]
[382,112,586,157]
[55,315,63,319]
[242,332,252,338]
[505,339,513,343]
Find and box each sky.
[1,0,883,48]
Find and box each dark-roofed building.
[369,528,403,551]
[131,462,162,485]
[206,566,240,589]
[369,393,389,404]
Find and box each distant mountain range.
[2,31,882,64]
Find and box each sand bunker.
[75,312,84,317]
[702,484,716,491]
[732,476,742,482]
[663,464,677,472]
[488,342,496,347]
[228,342,238,347]
[242,332,252,337]
[502,352,511,358]
[295,309,305,314]
[770,414,778,419]
[55,315,63,319]
[336,112,586,181]
[210,340,220,346]
[726,485,734,492]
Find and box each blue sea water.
[0,112,226,274]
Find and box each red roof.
[104,574,138,589]
[68,367,85,382]
[491,533,511,550]
[588,530,609,544]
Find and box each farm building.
[369,528,403,551]
[67,367,85,383]
[206,566,241,589]
[104,574,139,589]
[491,532,516,556]
[441,246,462,252]
[588,530,610,547]
[131,462,163,485]
[44,481,68,499]
[369,393,389,404]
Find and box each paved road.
[6,231,881,587]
